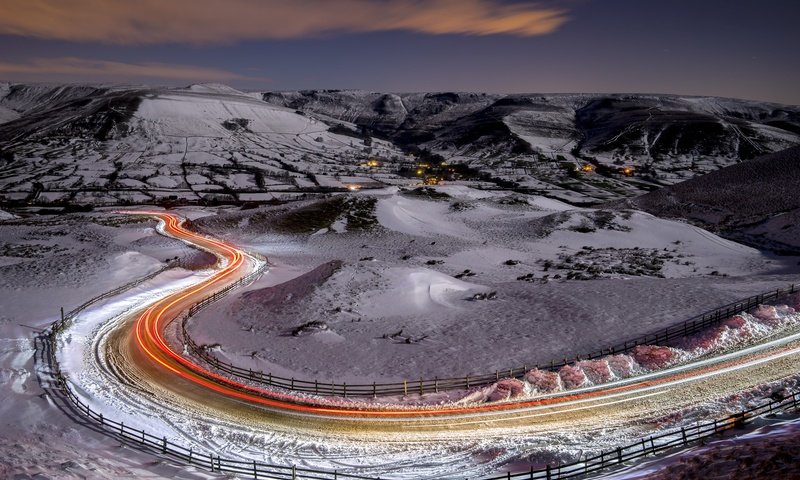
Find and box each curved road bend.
[102,211,800,441]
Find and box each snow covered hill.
[1,83,799,207]
[264,90,800,200]
[0,83,407,206]
[620,146,800,254]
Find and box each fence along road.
[45,310,800,479]
[181,279,797,397]
[116,211,800,420]
[45,211,800,478]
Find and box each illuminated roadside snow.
[469,302,800,407]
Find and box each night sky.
[0,0,797,104]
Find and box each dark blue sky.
[1,0,797,104]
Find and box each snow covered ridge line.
[39,315,800,480]
[176,284,798,398]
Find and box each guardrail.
[180,283,797,397]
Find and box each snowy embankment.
[605,413,800,479]
[460,294,800,405]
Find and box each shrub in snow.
[752,305,780,325]
[723,314,748,329]
[630,345,678,370]
[775,304,796,315]
[488,378,525,402]
[559,364,589,389]
[575,360,613,384]
[291,320,328,336]
[681,323,743,352]
[523,369,562,394]
[606,355,636,378]
[789,293,800,310]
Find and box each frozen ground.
[187,187,800,383]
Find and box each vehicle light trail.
[121,211,800,425]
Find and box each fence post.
[343,383,347,398]
[466,375,470,389]
[681,427,687,445]
[404,380,408,396]
[373,382,376,399]
[435,377,439,393]
[617,447,622,463]
[189,448,192,463]
[99,413,103,425]
[292,465,297,480]
[253,459,258,479]
[209,453,214,472]
[141,429,145,444]
[162,436,167,453]
[120,421,124,435]
[546,465,551,480]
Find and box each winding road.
[111,212,800,419]
[87,211,800,472]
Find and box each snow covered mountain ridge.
[0,83,798,206]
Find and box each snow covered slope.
[2,84,799,206]
[620,146,800,254]
[264,91,800,201]
[186,187,798,382]
[0,84,407,205]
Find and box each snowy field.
[187,186,800,383]
[1,185,799,478]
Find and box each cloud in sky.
[0,57,254,83]
[0,0,570,44]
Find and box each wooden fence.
[43,318,800,479]
[43,262,800,479]
[180,283,797,397]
